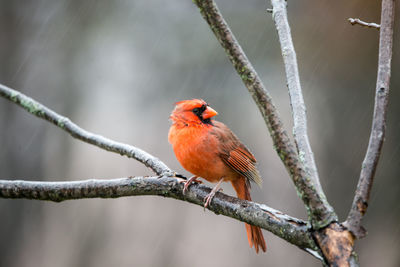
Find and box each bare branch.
[270,0,336,228]
[0,84,324,259]
[344,0,395,238]
[0,176,322,258]
[0,84,172,176]
[193,0,337,229]
[348,18,380,30]
[270,0,319,193]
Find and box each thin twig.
[348,18,380,30]
[192,0,337,229]
[0,175,322,259]
[270,0,336,228]
[344,0,395,238]
[0,84,172,176]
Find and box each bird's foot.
[203,177,224,209]
[203,192,215,209]
[204,188,224,209]
[181,176,202,194]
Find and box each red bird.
[168,99,266,253]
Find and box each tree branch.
[270,0,336,228]
[193,0,336,229]
[348,18,380,30]
[0,175,322,259]
[0,80,325,258]
[344,0,395,239]
[0,84,172,176]
[0,84,325,260]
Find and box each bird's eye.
[192,107,200,113]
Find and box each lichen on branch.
[0,84,171,176]
[0,176,321,257]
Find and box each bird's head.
[170,99,218,125]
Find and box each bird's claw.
[203,193,214,209]
[203,188,223,209]
[203,177,224,210]
[181,176,202,194]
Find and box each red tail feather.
[231,178,267,253]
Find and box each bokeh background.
[0,0,399,266]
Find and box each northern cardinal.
[168,99,266,253]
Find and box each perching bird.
[168,99,266,253]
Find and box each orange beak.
[202,106,218,119]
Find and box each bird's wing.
[211,121,263,187]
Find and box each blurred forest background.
[0,0,399,266]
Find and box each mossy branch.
[0,176,322,259]
[270,0,337,228]
[0,84,172,176]
[193,0,336,229]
